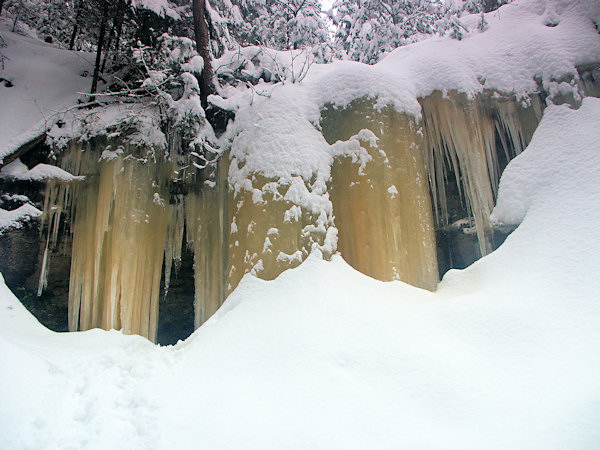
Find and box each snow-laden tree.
[331,0,446,64]
[1,0,181,49]
[1,0,77,42]
[134,34,210,148]
[437,0,512,41]
[330,0,513,64]
[209,0,331,54]
[450,0,510,13]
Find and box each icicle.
[420,91,544,257]
[577,66,600,98]
[37,241,50,296]
[37,179,73,296]
[421,91,499,256]
[64,144,171,342]
[164,194,185,294]
[36,89,547,340]
[490,95,543,158]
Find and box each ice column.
[322,100,439,291]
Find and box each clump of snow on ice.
[352,128,379,148]
[27,164,84,182]
[276,250,303,264]
[283,205,302,223]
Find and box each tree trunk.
[90,0,110,98]
[69,0,84,50]
[192,0,214,108]
[100,0,124,73]
[111,9,125,65]
[69,23,79,50]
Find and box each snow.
[218,0,600,123]
[181,55,204,74]
[222,0,600,116]
[0,158,28,177]
[0,202,42,232]
[215,46,320,86]
[0,158,84,182]
[492,99,600,226]
[46,103,168,151]
[1,193,29,202]
[131,0,181,20]
[1,96,600,448]
[0,23,95,163]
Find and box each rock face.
[0,223,40,288]
[0,219,72,333]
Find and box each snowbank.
[491,99,600,226]
[1,98,599,448]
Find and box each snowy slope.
[0,23,95,163]
[1,98,599,448]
